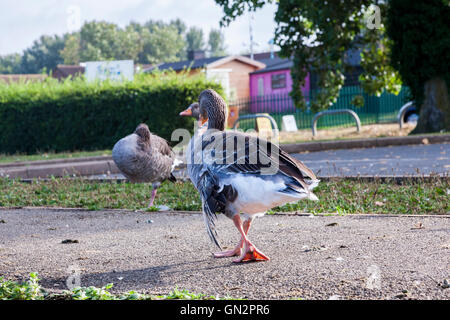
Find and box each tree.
[139,25,186,64]
[214,1,400,107]
[20,34,66,73]
[170,18,187,36]
[61,21,142,63]
[128,19,187,63]
[115,25,142,61]
[60,33,81,65]
[186,27,205,53]
[0,53,23,74]
[386,0,450,133]
[208,29,227,57]
[215,0,449,133]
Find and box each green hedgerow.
[0,71,223,154]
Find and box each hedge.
[0,72,223,154]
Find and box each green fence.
[229,86,411,131]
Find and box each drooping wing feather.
[198,166,222,249]
[200,131,316,188]
[150,134,174,158]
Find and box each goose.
[112,123,178,208]
[181,89,319,263]
[179,102,201,121]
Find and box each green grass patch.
[0,176,448,214]
[0,273,235,300]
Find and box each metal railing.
[312,109,361,136]
[227,85,410,132]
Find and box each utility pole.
[242,12,258,58]
[268,38,274,59]
[249,13,255,60]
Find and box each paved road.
[90,143,449,181]
[292,143,449,177]
[0,208,449,300]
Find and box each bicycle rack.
[397,101,416,129]
[312,109,361,136]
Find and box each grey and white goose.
[112,123,178,208]
[182,89,319,263]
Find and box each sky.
[0,0,280,56]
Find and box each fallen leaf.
[61,239,79,244]
[411,222,425,230]
[326,222,339,227]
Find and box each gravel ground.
[0,208,449,300]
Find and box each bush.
[0,273,44,300]
[0,72,222,154]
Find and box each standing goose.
[179,102,209,132]
[179,102,201,121]
[182,89,319,263]
[112,123,177,208]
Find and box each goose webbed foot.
[233,241,270,263]
[213,242,243,258]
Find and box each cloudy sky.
[0,0,279,56]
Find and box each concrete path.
[0,208,448,300]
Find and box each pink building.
[248,57,310,113]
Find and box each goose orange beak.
[179,107,192,117]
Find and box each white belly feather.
[223,174,311,215]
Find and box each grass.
[0,176,448,214]
[0,273,235,300]
[0,150,111,164]
[277,123,418,144]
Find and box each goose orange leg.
[213,217,250,258]
[214,215,269,262]
[232,215,269,263]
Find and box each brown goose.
[179,102,201,121]
[112,123,177,208]
[182,89,319,263]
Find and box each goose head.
[179,102,201,121]
[134,123,151,142]
[198,89,227,131]
[180,90,227,130]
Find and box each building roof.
[0,74,47,83]
[147,56,224,72]
[144,55,265,72]
[255,56,289,68]
[243,51,279,61]
[250,58,293,75]
[53,64,85,78]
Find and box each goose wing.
[200,131,316,183]
[150,134,174,158]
